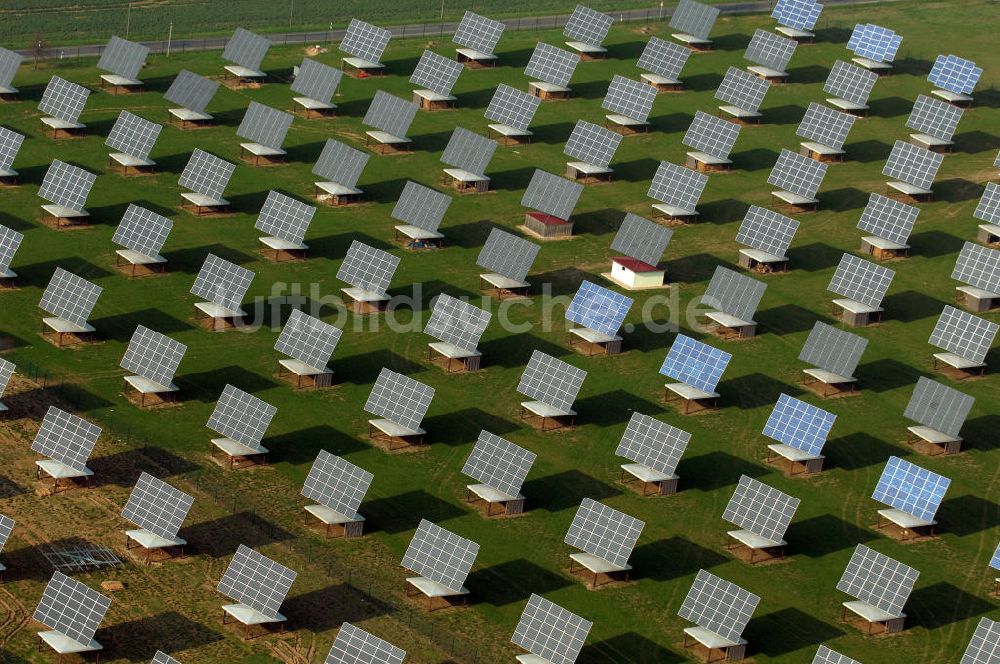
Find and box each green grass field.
[0,1,999,663]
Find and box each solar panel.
[0,47,24,89]
[512,594,592,664]
[190,254,253,312]
[799,322,868,378]
[291,58,342,104]
[453,11,505,56]
[992,543,1000,571]
[823,60,878,106]
[974,182,1000,224]
[723,475,800,543]
[602,75,657,123]
[364,368,434,431]
[441,127,496,177]
[768,148,827,199]
[485,84,541,130]
[105,111,161,159]
[715,66,769,114]
[565,498,644,568]
[953,242,1000,292]
[0,513,11,555]
[611,213,672,266]
[0,126,24,172]
[477,229,539,282]
[0,358,14,399]
[813,645,861,664]
[772,0,823,30]
[223,27,270,71]
[616,412,690,476]
[341,19,390,64]
[301,450,372,519]
[678,570,759,643]
[903,376,974,438]
[647,160,708,210]
[274,309,342,369]
[564,120,622,168]
[659,334,731,394]
[857,194,919,245]
[327,623,405,664]
[178,149,234,200]
[424,294,492,352]
[463,430,536,497]
[744,29,797,72]
[218,545,296,619]
[929,305,998,364]
[410,50,463,96]
[362,90,417,139]
[255,191,315,245]
[392,181,451,232]
[929,54,982,95]
[0,224,24,272]
[521,169,583,220]
[906,95,963,142]
[39,76,89,123]
[827,253,894,308]
[33,572,111,645]
[736,206,799,257]
[120,325,186,388]
[517,350,587,412]
[763,393,836,456]
[837,544,917,615]
[637,36,691,80]
[312,139,368,187]
[670,0,719,40]
[872,455,950,522]
[683,111,741,160]
[401,519,478,591]
[38,160,96,210]
[121,472,193,540]
[237,102,292,150]
[152,652,181,664]
[207,385,276,450]
[39,268,102,328]
[337,241,399,295]
[796,102,856,150]
[961,618,1000,664]
[31,406,100,471]
[566,280,633,337]
[564,5,612,46]
[98,36,148,80]
[164,70,219,113]
[704,266,766,322]
[847,23,902,63]
[524,42,578,88]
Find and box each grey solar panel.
[190,253,253,312]
[768,148,827,199]
[857,194,919,245]
[178,149,234,200]
[106,111,161,159]
[704,266,766,322]
[799,322,868,378]
[441,127,496,177]
[813,645,861,664]
[151,652,181,664]
[392,181,451,233]
[0,513,11,554]
[223,27,270,71]
[715,66,769,113]
[0,224,24,272]
[637,36,691,80]
[904,376,974,438]
[837,544,918,615]
[301,450,372,519]
[31,406,100,471]
[0,358,14,399]
[341,19,391,64]
[121,472,193,540]
[744,29,797,72]
[883,140,943,190]
[453,11,505,56]
[564,5,612,46]
[736,206,798,257]
[973,182,1000,224]
[485,84,541,130]
[218,545,296,619]
[462,430,536,497]
[929,305,997,364]
[683,111,741,160]
[275,309,342,370]
[953,242,1000,292]
[401,519,478,591]
[929,54,983,96]
[364,368,434,431]
[522,169,583,220]
[824,60,878,106]
[961,617,1000,664]
[512,594,591,664]
[872,455,949,522]
[477,229,539,282]
[39,76,89,123]
[796,102,856,150]
[647,160,708,210]
[38,160,96,211]
[517,350,587,412]
[424,294,491,352]
[291,58,342,104]
[678,570,759,643]
[670,0,719,40]
[33,572,111,645]
[237,102,292,150]
[362,90,417,139]
[611,213,672,267]
[410,50,463,96]
[326,623,405,664]
[565,498,644,568]
[312,139,368,187]
[255,191,315,245]
[0,126,24,172]
[602,75,657,124]
[337,241,399,295]
[616,412,690,476]
[39,268,102,328]
[120,325,186,388]
[723,475,800,542]
[98,36,148,80]
[0,48,24,89]
[524,42,578,88]
[207,385,276,450]
[164,70,219,113]
[564,120,621,168]
[906,95,963,142]
[827,253,894,308]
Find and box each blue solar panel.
[847,24,902,63]
[991,542,1000,571]
[762,393,836,456]
[658,334,731,394]
[565,280,633,338]
[772,0,822,30]
[928,54,982,95]
[872,456,950,523]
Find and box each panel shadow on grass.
[844,139,891,163]
[268,424,367,466]
[470,558,570,607]
[723,373,802,409]
[787,514,876,558]
[663,252,724,283]
[823,432,902,471]
[764,104,807,126]
[908,230,966,258]
[963,414,1000,452]
[90,446,200,487]
[424,407,520,446]
[575,390,665,428]
[736,148,780,172]
[677,451,768,492]
[284,582,390,632]
[884,290,948,323]
[17,258,111,286]
[445,219,496,249]
[756,304,820,336]
[364,489,466,534]
[522,469,620,512]
[479,334,569,369]
[160,244,257,274]
[856,358,929,393]
[182,511,294,557]
[335,349,425,384]
[614,158,660,183]
[178,365,278,402]
[100,611,221,662]
[0,543,55,581]
[787,242,842,272]
[937,494,1000,537]
[698,199,747,225]
[631,536,727,582]
[936,178,981,204]
[6,383,112,414]
[746,607,843,658]
[908,582,997,630]
[573,208,624,238]
[868,96,912,118]
[0,474,24,499]
[581,633,687,664]
[92,308,192,342]
[822,187,869,212]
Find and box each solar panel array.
[341,19,391,64]
[152,652,181,664]
[847,23,903,63]
[616,411,691,476]
[823,60,878,105]
[336,240,399,295]
[952,242,1000,292]
[222,27,270,71]
[763,393,836,456]
[291,58,342,104]
[512,594,592,664]
[723,475,800,543]
[0,126,24,172]
[31,406,100,471]
[857,193,919,245]
[326,623,406,664]
[521,169,583,220]
[993,543,1000,572]
[462,430,536,497]
[274,308,343,370]
[237,102,292,149]
[441,127,497,176]
[218,545,296,619]
[178,149,235,199]
[517,350,587,412]
[659,334,731,394]
[813,645,861,664]
[524,42,578,88]
[392,181,451,232]
[678,570,759,643]
[744,29,797,71]
[120,325,186,388]
[190,253,253,312]
[611,212,672,267]
[477,228,539,282]
[837,544,918,615]
[484,84,541,130]
[0,358,14,398]
[974,182,1000,224]
[715,66,770,113]
[362,90,418,139]
[39,76,89,123]
[564,5,612,46]
[929,305,998,364]
[772,0,823,30]
[929,54,983,95]
[736,206,799,257]
[637,36,691,80]
[39,268,102,327]
[962,618,1000,664]
[98,35,148,80]
[255,191,315,244]
[670,0,720,40]
[38,160,96,210]
[799,321,868,378]
[904,376,974,438]
[827,253,894,308]
[453,11,505,56]
[872,455,950,522]
[410,50,463,96]
[683,111,741,160]
[401,519,479,591]
[768,148,827,199]
[564,120,622,168]
[121,472,193,540]
[301,450,373,518]
[602,74,658,123]
[33,572,111,645]
[565,280,633,337]
[0,225,22,272]
[565,498,644,568]
[647,160,709,210]
[312,139,369,187]
[906,94,963,141]
[424,293,492,352]
[796,102,856,150]
[704,266,766,322]
[164,70,219,113]
[106,110,161,159]
[0,48,23,89]
[207,384,276,450]
[364,368,434,431]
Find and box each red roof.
[526,211,570,225]
[613,256,660,273]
